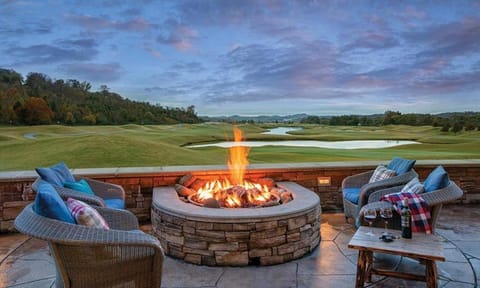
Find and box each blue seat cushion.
[424,165,450,192]
[104,199,125,209]
[34,180,75,223]
[343,187,361,204]
[387,157,416,175]
[36,162,75,187]
[63,179,94,196]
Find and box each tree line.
[0,68,202,125]
[300,111,480,133]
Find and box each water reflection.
[261,127,302,135]
[189,140,419,150]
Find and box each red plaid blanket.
[380,191,432,234]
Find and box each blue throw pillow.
[343,187,361,204]
[34,180,75,223]
[423,166,450,192]
[36,162,75,187]
[387,157,416,175]
[104,199,126,209]
[63,179,94,196]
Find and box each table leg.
[425,260,438,288]
[355,250,367,288]
[366,252,373,283]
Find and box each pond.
[188,140,420,150]
[261,127,303,135]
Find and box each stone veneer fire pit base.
[151,182,321,266]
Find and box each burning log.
[256,178,275,189]
[270,187,286,197]
[280,191,293,204]
[203,198,221,208]
[175,184,197,197]
[189,179,208,191]
[179,174,197,187]
[261,200,280,207]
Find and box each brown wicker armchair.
[15,203,164,288]
[359,181,464,233]
[33,176,126,209]
[342,168,418,226]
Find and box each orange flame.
[228,125,249,185]
[189,125,277,208]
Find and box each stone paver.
[0,205,478,288]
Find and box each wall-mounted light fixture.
[317,176,331,186]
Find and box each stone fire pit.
[151,182,321,266]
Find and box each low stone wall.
[1,160,479,232]
[151,183,321,266]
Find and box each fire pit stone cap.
[153,181,320,223]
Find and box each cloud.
[61,62,124,82]
[4,40,98,65]
[403,16,480,58]
[143,44,162,59]
[66,13,151,32]
[156,18,198,51]
[174,0,310,39]
[196,39,347,104]
[58,38,97,49]
[171,61,205,73]
[0,20,52,35]
[342,31,399,51]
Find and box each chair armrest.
[79,177,125,200]
[357,169,418,208]
[342,170,374,189]
[16,204,156,246]
[96,206,140,230]
[54,185,107,207]
[421,181,464,207]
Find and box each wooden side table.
[348,226,445,288]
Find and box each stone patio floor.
[1,204,478,288]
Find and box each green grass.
[1,123,479,171]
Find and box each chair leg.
[345,216,349,223]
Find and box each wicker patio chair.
[33,176,126,209]
[359,180,464,233]
[14,203,164,288]
[342,168,418,226]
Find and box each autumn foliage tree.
[0,68,203,125]
[19,97,54,125]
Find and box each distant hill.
[201,113,314,123]
[0,68,202,125]
[202,110,480,132]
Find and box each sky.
[1,0,480,116]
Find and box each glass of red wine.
[364,208,377,236]
[380,207,393,236]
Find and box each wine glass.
[380,207,393,236]
[364,208,377,236]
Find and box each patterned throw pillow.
[401,177,425,194]
[369,165,397,183]
[66,198,109,229]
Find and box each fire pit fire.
[190,178,280,208]
[175,126,293,208]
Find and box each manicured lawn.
[1,123,479,171]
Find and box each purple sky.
[1,0,480,116]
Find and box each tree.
[465,122,476,131]
[19,97,54,125]
[383,111,401,125]
[440,123,451,132]
[451,122,463,134]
